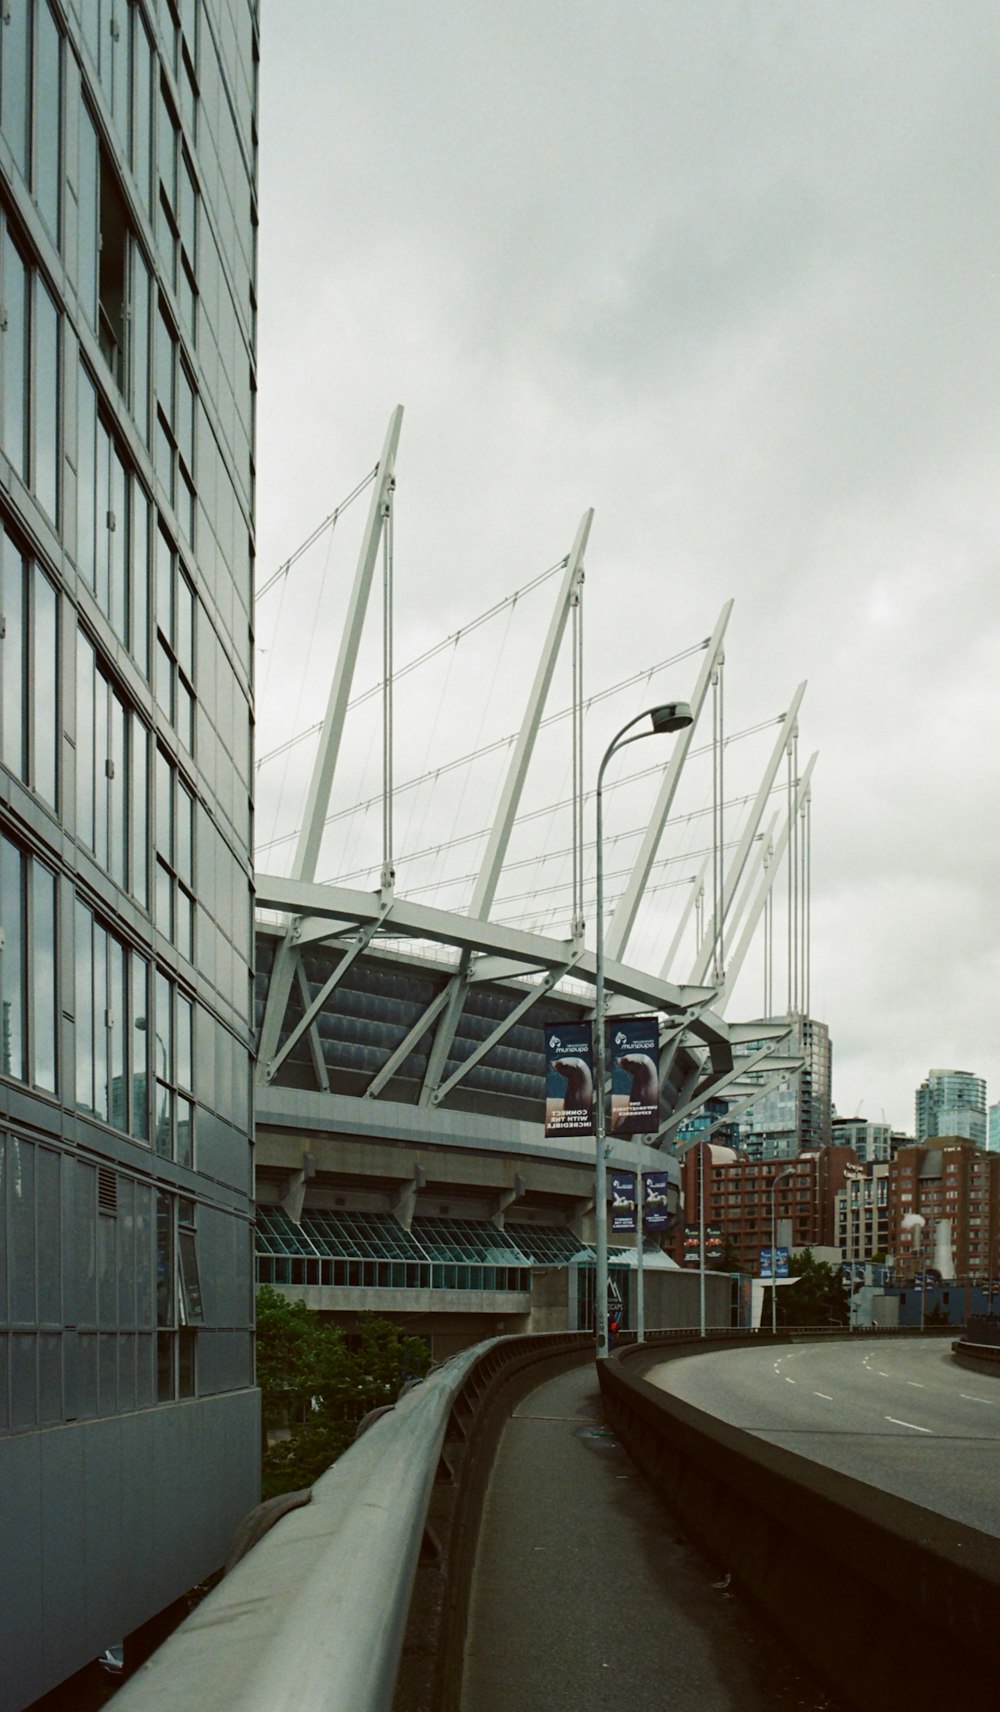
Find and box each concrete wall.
[1,1388,260,1712]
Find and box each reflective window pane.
[32,567,57,806]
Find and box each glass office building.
[0,4,258,1705]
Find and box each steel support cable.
[257,656,698,860]
[255,557,568,773]
[802,789,811,1017]
[572,579,584,934]
[408,832,747,908]
[382,482,394,880]
[490,841,745,913]
[256,677,776,862]
[495,869,707,933]
[323,787,770,890]
[787,731,799,1013]
[255,467,377,604]
[263,511,342,861]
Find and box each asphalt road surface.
[646,1337,1000,1535]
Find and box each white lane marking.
[885,1416,932,1434]
[960,1393,995,1405]
[813,1392,833,1401]
[877,1371,890,1378]
[906,1381,925,1389]
[785,1376,796,1385]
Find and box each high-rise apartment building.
[736,1014,832,1155]
[915,1068,987,1146]
[0,6,259,1705]
[988,1101,1000,1154]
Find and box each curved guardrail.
[109,1331,590,1712]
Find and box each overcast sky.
[255,2,1000,1135]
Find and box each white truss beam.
[429,952,582,1107]
[255,409,404,1077]
[688,680,807,987]
[717,753,818,1009]
[418,515,592,1103]
[607,599,733,964]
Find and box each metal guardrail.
[110,1342,490,1712]
[108,1331,591,1712]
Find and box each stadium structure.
[253,410,815,1356]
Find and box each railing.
[109,1331,590,1712]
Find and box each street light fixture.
[594,701,693,1360]
[769,1165,795,1334]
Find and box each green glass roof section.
[409,1216,531,1266]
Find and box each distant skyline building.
[988,1101,1000,1154]
[0,6,259,1706]
[832,1117,892,1165]
[736,1014,832,1156]
[915,1069,987,1147]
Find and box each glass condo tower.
[0,4,259,1705]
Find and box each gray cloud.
[258,1,1000,1130]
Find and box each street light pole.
[770,1165,795,1335]
[594,701,692,1360]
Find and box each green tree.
[776,1248,848,1328]
[256,1287,432,1499]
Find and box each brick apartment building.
[889,1138,1000,1284]
[672,1143,858,1274]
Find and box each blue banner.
[543,1021,595,1138]
[642,1170,671,1231]
[610,1170,637,1233]
[607,1014,660,1136]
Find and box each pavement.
[460,1362,841,1712]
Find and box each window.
[75,900,149,1139]
[0,833,57,1091]
[154,305,196,541]
[155,527,195,748]
[77,365,151,666]
[0,1,61,239]
[156,81,198,341]
[0,527,58,805]
[154,747,195,958]
[76,630,149,904]
[1,227,59,520]
[157,1191,200,1400]
[152,970,194,1166]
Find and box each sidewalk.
[461,1361,838,1712]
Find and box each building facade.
[834,1162,891,1263]
[671,1142,856,1276]
[0,5,259,1706]
[915,1068,987,1146]
[831,1116,892,1164]
[889,1139,1000,1284]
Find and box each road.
[645,1337,1000,1535]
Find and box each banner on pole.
[607,1014,660,1136]
[543,1021,595,1138]
[610,1170,637,1233]
[642,1170,671,1231]
[683,1223,701,1266]
[706,1223,723,1263]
